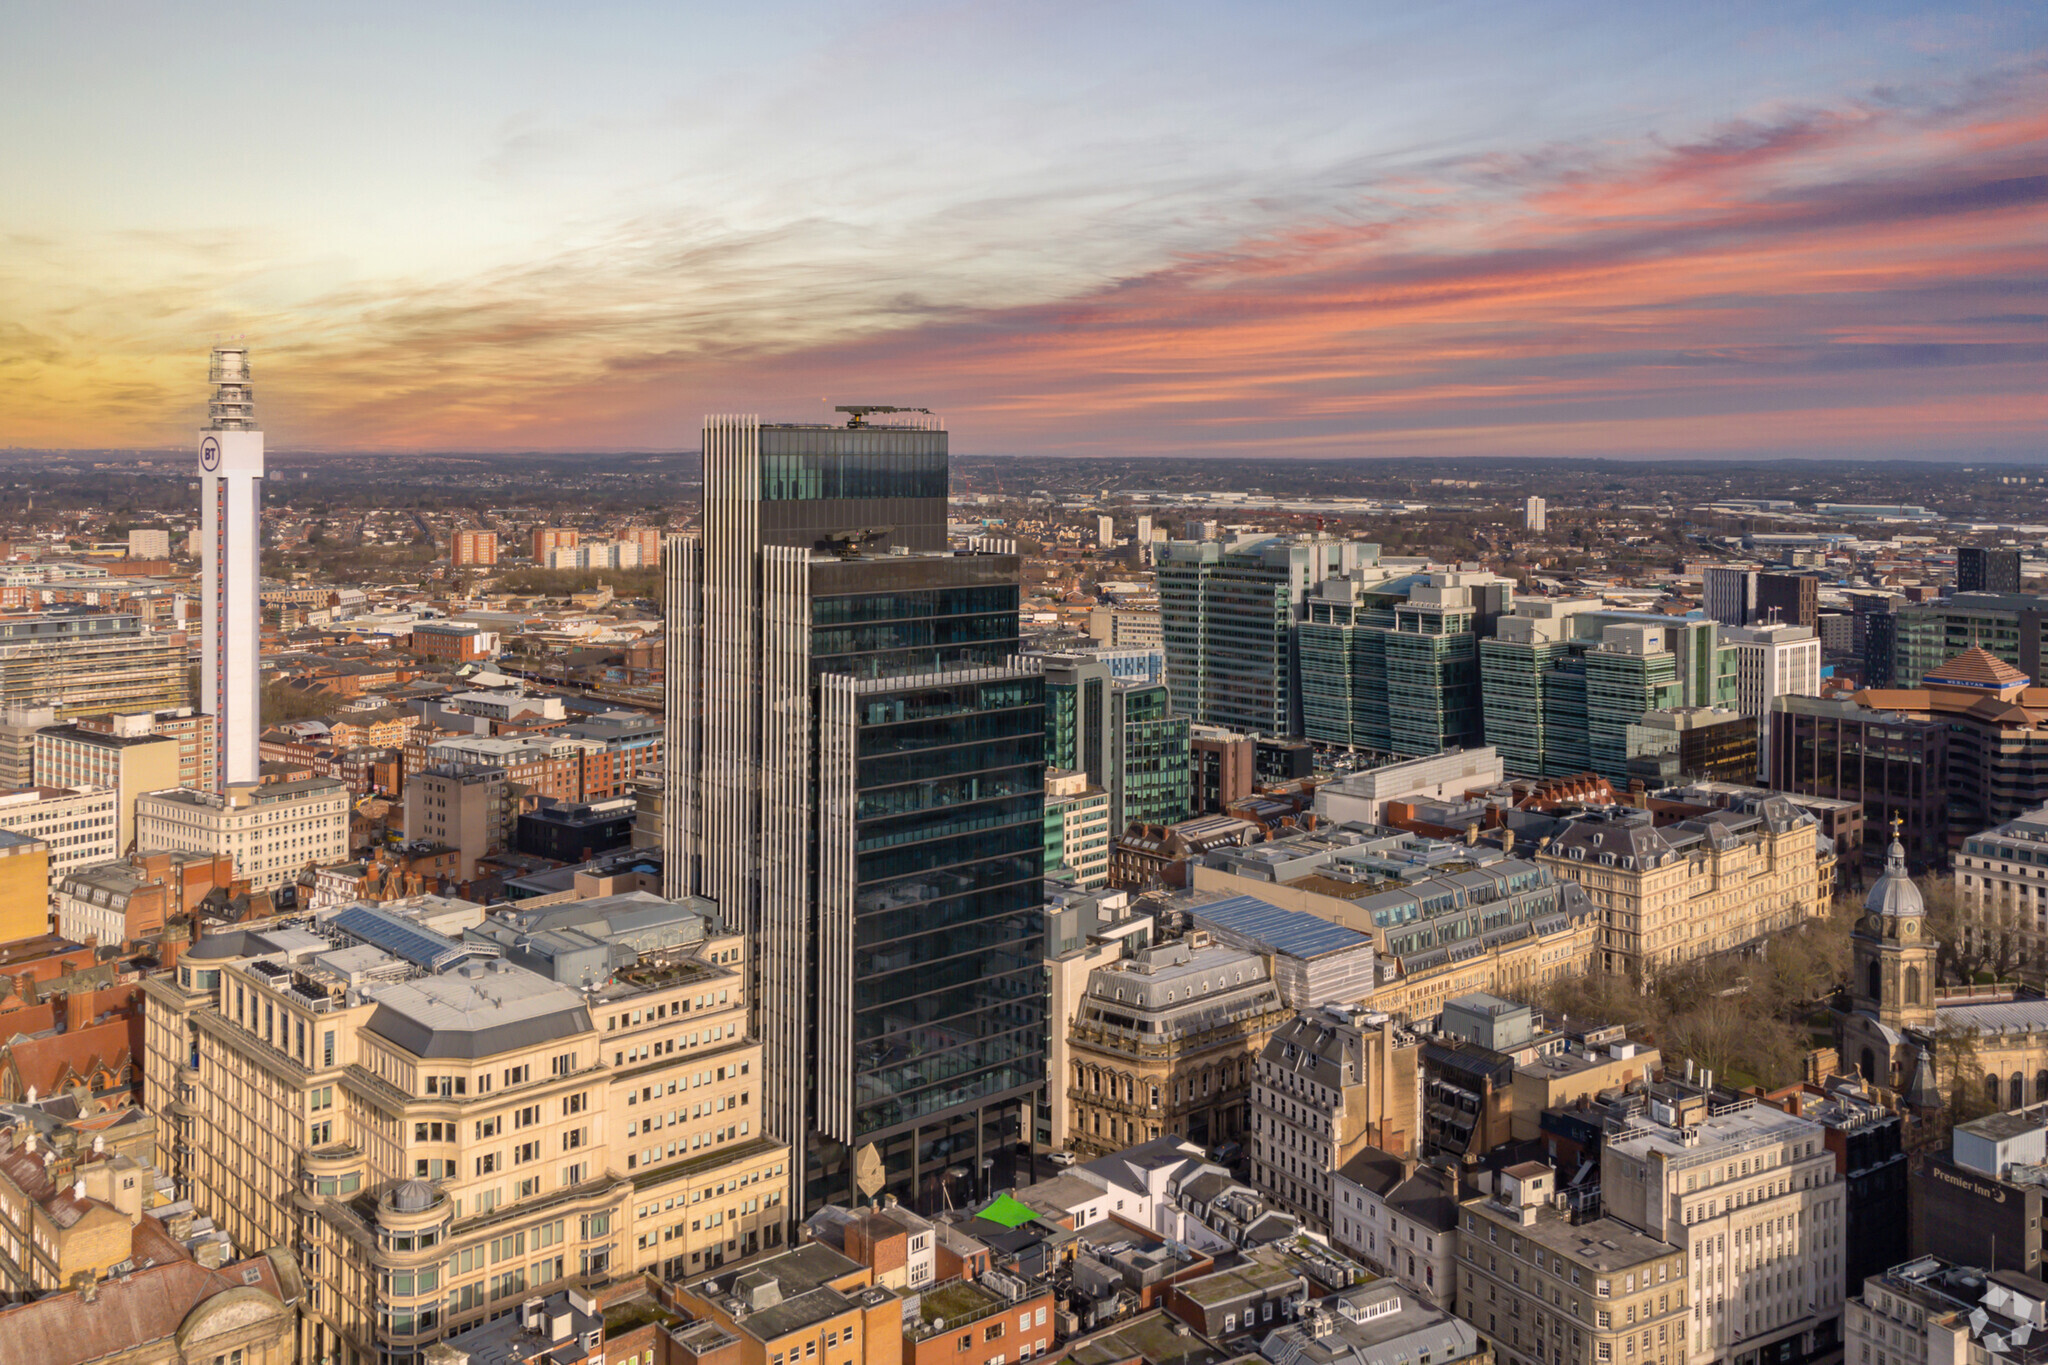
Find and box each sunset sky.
[2,1,2044,458]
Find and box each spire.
[1906,1048,1943,1110]
[1864,813,1924,919]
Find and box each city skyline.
[2,2,2043,459]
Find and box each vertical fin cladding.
[816,673,857,1143]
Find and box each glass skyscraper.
[1155,537,1378,737]
[1040,653,1191,833]
[1298,570,1511,758]
[665,412,1046,1216]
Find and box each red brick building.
[532,526,579,560]
[453,528,499,566]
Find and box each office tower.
[1522,494,1546,533]
[0,614,188,719]
[1755,571,1820,631]
[33,719,180,855]
[1818,609,1852,653]
[1769,694,1947,868]
[1096,514,1114,548]
[0,705,53,787]
[664,409,1046,1214]
[1959,546,2022,594]
[452,528,498,566]
[1864,609,1899,685]
[1299,570,1510,757]
[1041,654,1191,834]
[1188,724,1254,814]
[1701,565,1758,627]
[1043,768,1111,887]
[1624,706,1759,786]
[1892,592,2048,688]
[1156,536,1377,738]
[1725,621,1822,756]
[1085,605,1162,649]
[198,346,263,790]
[1481,603,1733,783]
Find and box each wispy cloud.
[0,17,2042,457]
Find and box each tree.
[262,681,335,725]
[1922,1020,1998,1151]
[1922,879,1977,984]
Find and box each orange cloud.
[2,73,2043,457]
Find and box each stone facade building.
[1540,796,1832,981]
[1601,1085,1846,1365]
[1249,1004,1420,1232]
[1460,1162,1687,1365]
[142,895,788,1365]
[1066,934,1291,1156]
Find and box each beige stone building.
[0,783,120,880]
[1600,1086,1846,1365]
[1461,1162,1688,1365]
[1540,797,1832,981]
[1955,803,2048,975]
[142,893,788,1365]
[403,763,510,881]
[1043,886,1153,1151]
[1191,834,1600,1023]
[35,720,181,857]
[1249,1003,1421,1232]
[1509,1036,1662,1141]
[134,776,350,893]
[1066,934,1291,1157]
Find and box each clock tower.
[1851,819,1935,1031]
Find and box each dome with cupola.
[1864,826,1923,922]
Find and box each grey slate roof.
[363,961,593,1059]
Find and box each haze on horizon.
[2,1,2044,461]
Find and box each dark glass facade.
[814,580,1045,1165]
[755,424,949,553]
[1118,683,1191,828]
[676,416,1047,1222]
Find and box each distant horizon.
[7,446,2048,468]
[4,2,2044,458]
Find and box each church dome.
[1865,830,1924,919]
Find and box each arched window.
[1859,1048,1876,1082]
[1868,960,1882,1003]
[2035,1069,2047,1102]
[2014,1072,2027,1110]
[1989,1073,2003,1106]
[1905,966,1921,1006]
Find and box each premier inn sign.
[1929,1162,2010,1203]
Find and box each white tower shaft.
[198,347,264,790]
